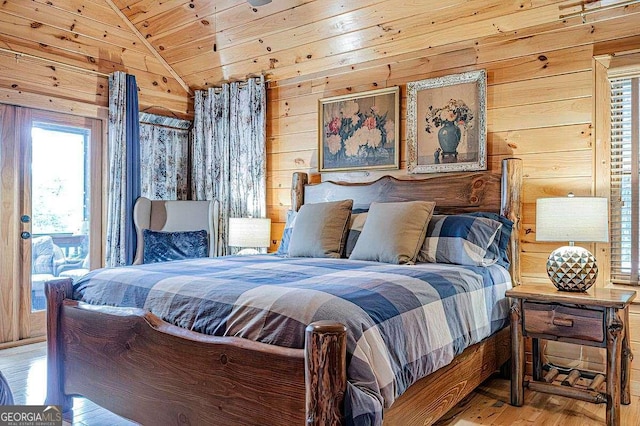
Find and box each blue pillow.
[417,215,502,266]
[466,212,513,269]
[143,229,208,264]
[275,209,297,256]
[343,211,368,258]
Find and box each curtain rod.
[139,121,192,130]
[193,75,267,97]
[0,47,109,78]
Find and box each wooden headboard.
[290,158,523,286]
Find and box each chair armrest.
[56,259,84,276]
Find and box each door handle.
[21,231,31,240]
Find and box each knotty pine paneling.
[0,1,144,52]
[264,16,639,276]
[186,0,573,86]
[488,71,592,109]
[0,0,191,117]
[488,124,591,156]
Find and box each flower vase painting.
[407,70,487,173]
[318,87,400,172]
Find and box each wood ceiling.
[0,0,635,118]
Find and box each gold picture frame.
[318,86,400,172]
[406,70,487,173]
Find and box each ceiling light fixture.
[247,0,272,6]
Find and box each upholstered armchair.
[133,197,219,264]
[58,255,90,281]
[31,236,66,279]
[31,235,68,310]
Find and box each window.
[31,124,90,240]
[610,76,639,284]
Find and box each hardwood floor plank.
[0,342,136,425]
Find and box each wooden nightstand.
[506,284,636,426]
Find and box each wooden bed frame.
[45,158,522,425]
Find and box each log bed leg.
[606,308,623,426]
[44,278,74,412]
[621,306,633,405]
[305,321,347,426]
[510,299,524,407]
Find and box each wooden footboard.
[46,277,510,426]
[45,279,347,426]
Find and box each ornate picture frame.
[406,70,487,174]
[318,86,399,172]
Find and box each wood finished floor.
[1,342,639,425]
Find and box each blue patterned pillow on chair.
[143,229,208,264]
[417,215,503,266]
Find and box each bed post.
[44,278,74,412]
[292,172,308,212]
[305,321,347,426]
[501,158,523,287]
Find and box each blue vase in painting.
[437,121,461,155]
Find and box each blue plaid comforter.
[73,255,512,425]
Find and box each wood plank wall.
[0,0,191,118]
[265,9,640,284]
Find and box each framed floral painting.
[406,70,486,173]
[318,86,399,172]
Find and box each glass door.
[28,123,91,311]
[17,109,102,339]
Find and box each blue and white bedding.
[73,255,512,426]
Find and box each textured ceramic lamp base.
[546,245,598,291]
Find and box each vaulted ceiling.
[0,0,635,118]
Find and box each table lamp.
[228,217,271,255]
[536,194,609,291]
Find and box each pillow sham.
[466,212,514,269]
[417,215,502,266]
[143,229,208,264]
[349,201,436,264]
[288,199,353,258]
[275,209,297,255]
[344,211,368,258]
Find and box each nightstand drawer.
[523,302,604,343]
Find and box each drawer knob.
[552,317,574,327]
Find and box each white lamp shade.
[228,218,271,248]
[536,197,609,243]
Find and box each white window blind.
[610,76,640,284]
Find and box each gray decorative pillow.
[349,201,436,264]
[288,199,353,258]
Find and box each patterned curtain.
[192,77,266,255]
[229,79,267,224]
[139,113,191,200]
[106,72,140,267]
